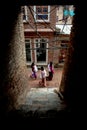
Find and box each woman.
[30,62,38,79]
[46,61,54,81]
[39,66,47,87]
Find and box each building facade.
[22,5,71,67]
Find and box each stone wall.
[0,5,29,113]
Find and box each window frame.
[34,38,48,65]
[34,6,50,22]
[25,39,32,64]
[21,6,28,22]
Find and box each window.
[43,7,48,12]
[25,39,32,62]
[34,6,50,22]
[21,6,28,22]
[35,38,48,64]
[37,7,42,13]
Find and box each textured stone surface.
[17,88,67,118]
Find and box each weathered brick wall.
[48,36,60,64]
[24,6,56,30]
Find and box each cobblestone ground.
[27,67,63,89]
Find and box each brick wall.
[24,6,56,30]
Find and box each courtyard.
[27,67,63,89]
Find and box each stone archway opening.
[0,2,81,120]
